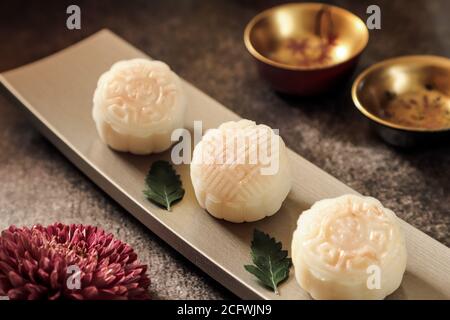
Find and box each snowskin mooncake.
[93,59,186,155]
[190,119,292,223]
[292,194,407,300]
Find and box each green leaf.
[143,160,185,211]
[244,229,292,295]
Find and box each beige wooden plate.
[1,30,449,300]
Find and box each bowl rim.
[243,2,369,71]
[351,55,450,133]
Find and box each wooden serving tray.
[1,30,449,300]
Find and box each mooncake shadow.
[216,196,310,252]
[111,125,197,174]
[386,271,448,300]
[114,151,168,173]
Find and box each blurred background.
[0,0,449,299]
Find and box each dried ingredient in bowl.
[379,89,450,130]
[270,35,338,68]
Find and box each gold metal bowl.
[352,55,450,147]
[244,2,368,95]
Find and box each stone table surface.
[0,0,449,299]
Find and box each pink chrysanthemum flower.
[0,223,150,300]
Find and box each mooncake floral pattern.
[93,59,180,135]
[297,195,404,272]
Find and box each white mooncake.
[292,194,407,300]
[93,59,186,155]
[190,119,292,223]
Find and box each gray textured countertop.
[0,0,449,299]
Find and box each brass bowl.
[244,3,369,95]
[352,55,450,147]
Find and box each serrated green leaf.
[244,229,292,295]
[143,160,185,211]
